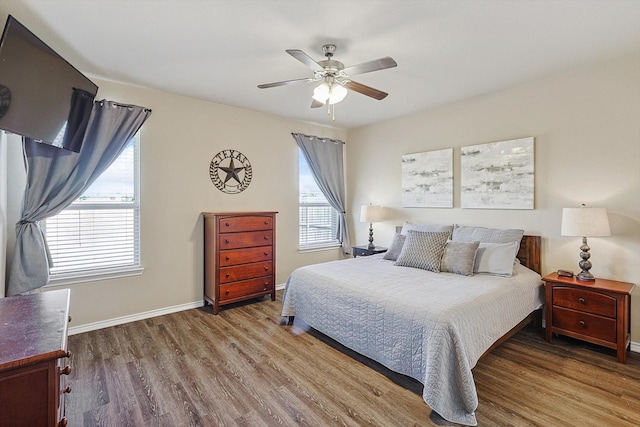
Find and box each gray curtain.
[7,100,151,296]
[292,132,351,254]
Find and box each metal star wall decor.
[209,149,253,194]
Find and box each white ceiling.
[2,0,640,130]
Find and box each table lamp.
[360,204,382,249]
[561,204,611,281]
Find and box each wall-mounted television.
[0,15,98,152]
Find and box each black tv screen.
[0,15,98,152]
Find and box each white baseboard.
[69,285,289,335]
[631,341,640,353]
[68,300,205,335]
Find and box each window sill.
[45,266,144,287]
[298,244,341,254]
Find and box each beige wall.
[0,132,6,298]
[5,78,346,327]
[346,53,640,342]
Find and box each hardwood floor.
[66,291,640,427]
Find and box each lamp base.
[368,222,375,250]
[576,271,595,282]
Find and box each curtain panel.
[292,132,351,254]
[7,100,151,296]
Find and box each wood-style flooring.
[66,291,640,427]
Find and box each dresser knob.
[264,236,269,240]
[225,273,230,278]
[578,297,586,304]
[225,256,230,261]
[225,290,230,295]
[579,320,587,328]
[264,220,269,224]
[264,252,268,256]
[264,266,269,271]
[225,222,230,227]
[64,350,72,358]
[58,418,68,427]
[225,239,230,244]
[63,386,72,394]
[60,365,71,375]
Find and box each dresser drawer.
[553,287,616,318]
[219,277,274,302]
[219,230,273,249]
[219,246,272,267]
[219,261,272,283]
[218,215,273,232]
[552,306,617,343]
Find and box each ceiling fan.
[258,44,397,119]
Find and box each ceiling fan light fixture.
[312,82,347,105]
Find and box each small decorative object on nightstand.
[352,245,387,258]
[360,204,382,249]
[561,204,611,281]
[543,272,634,363]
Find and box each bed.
[281,224,543,426]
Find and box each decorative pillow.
[473,241,520,276]
[400,222,454,237]
[440,241,480,276]
[394,230,450,272]
[383,234,406,261]
[452,224,524,245]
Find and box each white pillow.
[473,241,520,276]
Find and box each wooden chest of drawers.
[203,212,277,314]
[543,273,634,363]
[0,289,72,426]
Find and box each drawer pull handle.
[578,297,586,304]
[225,239,230,244]
[225,290,230,295]
[264,266,269,271]
[225,222,230,227]
[264,236,269,240]
[264,252,268,256]
[225,256,230,261]
[64,351,72,358]
[63,386,72,394]
[264,220,269,224]
[225,273,230,278]
[60,365,71,375]
[579,320,587,328]
[58,418,68,427]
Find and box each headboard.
[393,226,541,274]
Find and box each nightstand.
[543,272,634,363]
[352,245,387,257]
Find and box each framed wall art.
[460,137,534,209]
[402,148,453,208]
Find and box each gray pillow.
[440,241,480,276]
[400,222,454,236]
[395,230,450,273]
[452,224,524,245]
[383,234,406,261]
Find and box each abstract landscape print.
[461,137,534,209]
[402,148,453,208]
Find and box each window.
[43,133,141,283]
[298,149,339,249]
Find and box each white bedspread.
[281,254,543,426]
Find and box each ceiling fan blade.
[344,80,389,100]
[310,99,324,108]
[257,77,314,89]
[343,57,397,76]
[286,49,325,72]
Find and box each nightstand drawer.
[553,287,617,318]
[552,306,617,343]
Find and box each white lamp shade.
[312,82,348,105]
[360,205,382,223]
[561,207,611,237]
